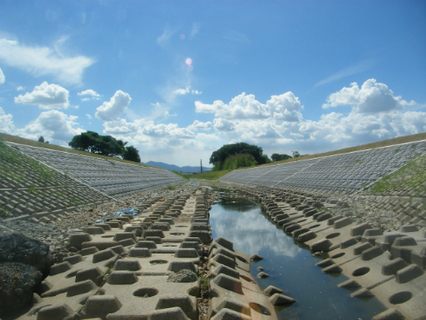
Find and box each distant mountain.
[144,161,212,173]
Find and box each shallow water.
[210,196,387,320]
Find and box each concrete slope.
[6,142,186,198]
[219,140,426,196]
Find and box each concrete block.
[113,232,137,242]
[269,293,296,306]
[82,295,122,318]
[114,259,142,271]
[361,246,384,261]
[129,248,152,258]
[155,295,197,320]
[150,307,191,320]
[107,271,139,284]
[210,308,252,320]
[212,274,243,294]
[136,240,157,249]
[396,264,424,283]
[36,303,79,320]
[381,258,409,276]
[333,217,353,229]
[50,261,72,276]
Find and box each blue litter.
[114,208,138,216]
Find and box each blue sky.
[0,1,425,166]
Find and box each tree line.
[209,142,305,171]
[68,131,140,163]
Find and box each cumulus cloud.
[213,118,235,132]
[95,90,131,121]
[196,92,303,121]
[0,107,15,134]
[0,38,94,85]
[17,86,24,91]
[99,116,215,165]
[14,82,69,109]
[0,68,5,84]
[16,110,84,141]
[188,120,212,131]
[78,89,100,99]
[322,79,415,113]
[173,86,202,95]
[194,82,425,156]
[142,121,194,139]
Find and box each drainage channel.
[209,195,387,320]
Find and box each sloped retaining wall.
[219,140,426,195]
[13,188,282,320]
[234,185,426,320]
[1,142,185,223]
[6,142,186,198]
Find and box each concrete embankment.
[5,187,281,320]
[231,185,426,320]
[2,139,426,319]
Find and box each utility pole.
[200,159,203,173]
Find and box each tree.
[262,154,272,164]
[271,153,292,161]
[210,142,265,170]
[123,146,141,163]
[222,153,257,170]
[292,151,301,158]
[69,131,126,157]
[38,136,45,143]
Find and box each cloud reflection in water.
[210,198,302,258]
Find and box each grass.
[369,153,426,196]
[2,131,426,182]
[0,140,55,184]
[0,132,152,168]
[181,170,231,180]
[257,132,426,167]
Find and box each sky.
[0,1,425,167]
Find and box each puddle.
[210,196,387,320]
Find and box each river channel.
[209,193,387,320]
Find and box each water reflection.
[210,196,387,320]
[210,198,301,258]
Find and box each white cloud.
[142,121,194,139]
[196,92,302,121]
[173,86,202,96]
[222,30,250,44]
[194,82,425,157]
[16,110,84,142]
[322,79,414,113]
[188,120,212,131]
[315,60,374,87]
[14,82,69,109]
[190,23,200,38]
[95,90,131,121]
[0,68,5,84]
[213,118,235,132]
[157,26,176,48]
[78,89,100,97]
[85,114,92,119]
[0,107,15,134]
[0,38,94,85]
[173,87,190,95]
[17,86,24,91]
